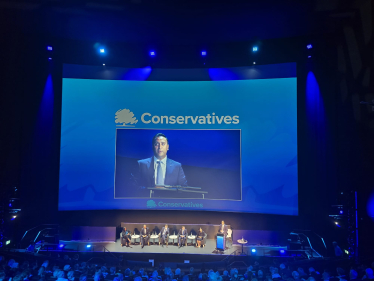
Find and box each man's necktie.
[157,160,164,185]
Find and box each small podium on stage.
[216,233,225,251]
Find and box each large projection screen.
[59,63,298,215]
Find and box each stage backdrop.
[59,63,298,215]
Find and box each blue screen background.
[59,65,298,215]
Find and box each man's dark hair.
[152,133,168,145]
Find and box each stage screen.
[59,63,298,215]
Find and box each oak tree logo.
[115,109,138,126]
[147,200,157,208]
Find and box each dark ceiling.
[0,0,360,43]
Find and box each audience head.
[350,270,358,280]
[175,268,181,275]
[297,268,305,275]
[322,272,330,280]
[110,267,116,274]
[124,268,130,276]
[57,271,65,279]
[93,274,100,281]
[117,273,123,281]
[366,268,374,279]
[67,271,74,280]
[190,267,194,274]
[134,277,142,281]
[292,271,299,279]
[280,264,286,270]
[183,275,189,281]
[336,268,345,276]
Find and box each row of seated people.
[120,225,207,249]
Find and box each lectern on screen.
[217,233,225,251]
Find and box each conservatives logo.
[146,200,203,209]
[115,109,239,126]
[147,200,157,208]
[115,109,138,127]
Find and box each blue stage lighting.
[99,48,105,53]
[252,46,258,52]
[58,244,65,248]
[48,58,52,60]
[149,51,156,57]
[340,210,343,214]
[280,249,285,254]
[308,56,312,58]
[307,44,313,49]
[251,248,256,253]
[47,46,53,51]
[86,244,92,248]
[9,203,12,207]
[201,51,207,56]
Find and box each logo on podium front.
[147,200,157,208]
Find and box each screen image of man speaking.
[136,133,188,192]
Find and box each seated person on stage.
[159,224,170,247]
[140,225,149,249]
[178,226,188,248]
[136,133,188,189]
[196,227,206,248]
[121,227,132,247]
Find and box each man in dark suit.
[136,133,188,192]
[178,226,188,248]
[140,225,149,248]
[219,220,228,237]
[159,224,170,248]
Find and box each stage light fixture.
[6,240,11,245]
[48,58,52,60]
[307,44,313,49]
[86,244,92,248]
[280,249,285,254]
[99,48,105,53]
[252,46,258,52]
[308,56,312,58]
[340,210,343,214]
[103,64,105,66]
[335,221,338,225]
[201,51,207,56]
[251,248,256,253]
[47,46,53,51]
[58,244,65,248]
[253,62,256,65]
[9,203,12,207]
[149,51,156,57]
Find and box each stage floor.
[58,239,286,257]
